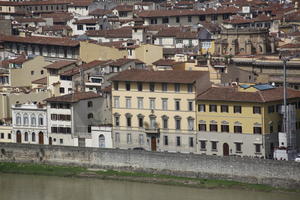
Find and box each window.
[176,16,180,23]
[127,133,132,144]
[198,104,206,112]
[211,141,217,151]
[139,134,144,145]
[164,135,168,145]
[234,105,241,113]
[189,137,194,147]
[32,132,35,142]
[114,115,120,127]
[114,82,119,90]
[149,98,155,110]
[31,115,36,126]
[253,106,261,114]
[253,127,262,134]
[88,113,93,119]
[125,82,131,91]
[162,116,168,129]
[269,124,273,133]
[126,115,132,127]
[255,144,261,153]
[209,105,217,112]
[88,125,91,133]
[175,100,180,111]
[200,140,206,150]
[162,17,169,24]
[221,125,229,132]
[187,84,193,93]
[150,18,157,24]
[77,24,83,30]
[188,16,192,22]
[60,139,63,144]
[174,83,180,92]
[137,82,143,91]
[176,136,181,146]
[175,118,181,130]
[23,114,29,126]
[25,132,28,141]
[88,101,93,107]
[149,83,155,92]
[162,83,168,92]
[0,133,4,139]
[162,99,168,110]
[115,132,120,143]
[114,96,120,108]
[188,118,194,131]
[41,70,44,75]
[198,123,206,131]
[234,125,242,133]
[221,105,228,113]
[235,143,242,153]
[59,87,65,94]
[268,105,275,113]
[137,97,143,109]
[31,70,34,75]
[210,124,218,132]
[138,115,144,128]
[211,15,218,21]
[126,97,131,108]
[199,15,206,21]
[187,101,193,111]
[8,133,11,139]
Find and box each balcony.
[145,127,160,135]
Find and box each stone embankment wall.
[0,143,300,188]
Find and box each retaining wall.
[0,143,300,189]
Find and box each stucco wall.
[0,143,299,189]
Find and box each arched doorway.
[39,132,44,145]
[16,131,21,143]
[49,137,52,145]
[151,137,157,151]
[99,134,105,148]
[223,143,229,156]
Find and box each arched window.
[38,115,44,126]
[32,132,36,142]
[23,114,29,126]
[24,132,28,141]
[31,114,36,126]
[16,114,21,125]
[88,113,94,119]
[99,134,105,148]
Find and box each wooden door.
[151,137,156,151]
[38,132,44,145]
[223,143,229,156]
[16,131,21,143]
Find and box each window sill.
[211,149,218,152]
[236,151,242,154]
[200,148,206,151]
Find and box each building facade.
[110,69,210,153]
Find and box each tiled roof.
[60,60,111,76]
[14,18,46,23]
[42,25,72,31]
[44,60,76,70]
[110,58,135,67]
[69,0,93,7]
[152,59,176,66]
[32,77,47,85]
[0,35,79,47]
[114,5,133,12]
[197,87,300,102]
[45,91,101,103]
[73,18,99,24]
[86,27,132,38]
[109,69,207,84]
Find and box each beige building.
[10,56,51,88]
[0,125,13,143]
[110,69,211,152]
[80,41,163,66]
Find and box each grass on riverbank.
[0,162,298,193]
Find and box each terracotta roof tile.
[109,69,207,84]
[44,60,76,70]
[45,91,101,103]
[32,77,47,85]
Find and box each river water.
[0,173,299,200]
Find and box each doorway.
[99,134,105,148]
[49,137,52,145]
[223,143,229,156]
[151,137,156,151]
[16,131,21,143]
[38,132,44,145]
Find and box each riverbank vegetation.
[0,162,298,193]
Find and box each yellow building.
[196,84,300,158]
[0,125,13,143]
[110,69,211,152]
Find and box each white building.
[12,103,48,145]
[86,125,113,148]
